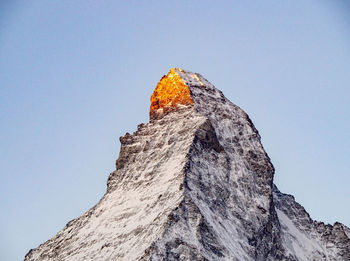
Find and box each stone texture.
[24,68,350,261]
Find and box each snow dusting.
[24,68,350,261]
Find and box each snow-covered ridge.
[24,69,350,261]
[273,185,350,261]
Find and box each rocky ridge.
[25,68,350,261]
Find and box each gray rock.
[24,69,349,261]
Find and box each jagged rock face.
[27,106,208,261]
[273,185,350,261]
[144,69,284,261]
[25,68,350,261]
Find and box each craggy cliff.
[25,68,350,261]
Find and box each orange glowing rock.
[150,68,193,118]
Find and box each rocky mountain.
[25,68,350,261]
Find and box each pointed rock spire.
[150,68,194,119]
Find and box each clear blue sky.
[1,1,349,260]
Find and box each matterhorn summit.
[25,68,350,261]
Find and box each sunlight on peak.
[150,68,193,117]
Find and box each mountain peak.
[150,68,193,119]
[24,69,350,261]
[150,68,206,119]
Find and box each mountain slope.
[273,185,350,261]
[25,68,349,261]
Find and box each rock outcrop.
[25,68,350,261]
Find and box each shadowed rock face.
[25,68,349,261]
